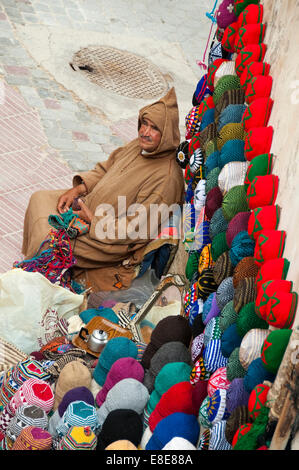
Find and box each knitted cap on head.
[246,174,279,210]
[203,339,228,373]
[218,139,245,169]
[226,348,247,382]
[146,412,200,451]
[234,23,266,54]
[233,277,257,314]
[59,426,97,450]
[226,378,250,414]
[237,3,264,27]
[225,405,252,444]
[255,257,290,293]
[233,257,259,288]
[12,426,52,451]
[221,323,242,358]
[216,277,235,311]
[248,383,270,421]
[216,0,238,29]
[208,420,232,450]
[205,186,224,221]
[226,212,251,248]
[261,329,293,375]
[207,366,230,397]
[96,409,143,450]
[148,381,198,432]
[242,97,273,132]
[58,386,94,418]
[239,328,269,370]
[209,207,229,240]
[219,300,238,334]
[143,341,192,394]
[218,161,249,196]
[244,126,273,162]
[53,361,91,411]
[247,205,280,241]
[10,378,54,415]
[229,230,255,268]
[245,74,273,105]
[97,378,149,428]
[243,358,275,394]
[217,123,245,151]
[213,251,234,285]
[235,44,267,78]
[254,229,286,267]
[222,185,249,221]
[211,231,229,263]
[96,357,144,407]
[236,302,268,338]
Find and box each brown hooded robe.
[22,88,184,291]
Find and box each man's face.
[138,117,162,152]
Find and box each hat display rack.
[178,0,298,451]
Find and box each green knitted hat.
[213,75,241,106]
[185,251,201,281]
[209,208,229,240]
[244,153,273,191]
[219,300,238,334]
[217,123,245,151]
[222,185,249,221]
[206,138,218,157]
[234,0,261,17]
[213,251,234,285]
[261,329,292,375]
[226,347,247,382]
[236,302,269,338]
[211,231,229,262]
[205,167,221,194]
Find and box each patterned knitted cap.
[226,379,250,414]
[219,300,238,334]
[245,74,272,105]
[198,396,213,429]
[233,256,259,288]
[235,23,266,55]
[229,230,255,268]
[10,378,54,415]
[218,161,249,196]
[236,301,268,338]
[185,105,202,139]
[222,185,249,221]
[242,97,274,132]
[205,167,221,194]
[246,174,279,210]
[213,75,241,106]
[203,316,222,346]
[198,428,211,450]
[255,279,293,321]
[214,89,246,121]
[244,126,273,162]
[247,204,280,241]
[12,426,52,450]
[226,348,247,382]
[213,251,234,285]
[56,400,99,438]
[218,105,247,133]
[193,74,210,106]
[216,0,238,29]
[239,328,269,370]
[203,339,228,373]
[216,277,235,311]
[207,58,227,90]
[59,426,97,450]
[241,60,270,90]
[196,268,218,301]
[219,133,245,165]
[198,244,214,275]
[207,366,231,397]
[176,140,190,168]
[217,123,245,152]
[225,405,252,444]
[189,148,204,174]
[254,229,286,268]
[238,2,264,25]
[221,22,239,53]
[248,383,270,422]
[261,329,293,375]
[13,359,51,387]
[255,257,290,294]
[233,276,257,314]
[194,179,207,211]
[207,389,230,424]
[211,231,229,263]
[209,420,232,450]
[209,207,229,240]
[6,405,48,443]
[235,43,267,78]
[191,334,205,364]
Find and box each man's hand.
[72,199,93,224]
[57,183,87,214]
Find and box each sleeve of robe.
[87,170,183,248]
[72,146,124,193]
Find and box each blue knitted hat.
[93,337,138,386]
[146,412,200,451]
[201,107,215,131]
[229,231,255,268]
[79,308,119,325]
[205,151,220,176]
[221,323,242,358]
[243,358,276,394]
[218,105,247,132]
[203,339,228,373]
[218,139,245,169]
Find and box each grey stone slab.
[74,140,102,152]
[32,3,51,12]
[49,6,66,15]
[5,74,32,86]
[22,13,39,23]
[16,3,35,13]
[3,7,23,19]
[47,136,75,150]
[66,8,85,21]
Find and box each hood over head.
[138,87,180,158]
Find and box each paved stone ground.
[0,0,214,272]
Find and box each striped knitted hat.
[12,426,52,450]
[9,378,54,415]
[218,161,249,195]
[208,420,232,450]
[207,389,230,425]
[56,400,99,438]
[213,75,241,106]
[203,339,228,373]
[233,256,259,288]
[239,328,269,370]
[203,317,222,346]
[234,276,257,313]
[219,300,238,334]
[6,405,48,444]
[225,405,252,444]
[59,426,97,450]
[213,251,234,285]
[214,89,246,121]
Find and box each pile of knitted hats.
[179,0,297,451]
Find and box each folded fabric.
[235,44,267,78]
[246,175,279,210]
[254,229,286,267]
[240,61,271,89]
[244,126,274,161]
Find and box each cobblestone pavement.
[0,0,213,271]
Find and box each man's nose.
[142,124,150,135]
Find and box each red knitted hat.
[247,205,280,241]
[260,290,298,329]
[255,279,293,318]
[232,423,253,448]
[188,133,202,157]
[221,21,239,53]
[237,4,264,28]
[235,44,267,77]
[248,383,270,421]
[244,153,273,190]
[242,97,274,132]
[240,61,271,89]
[246,174,279,210]
[245,75,273,105]
[255,258,290,293]
[207,59,228,90]
[234,23,266,54]
[148,381,198,432]
[254,229,286,267]
[244,126,274,161]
